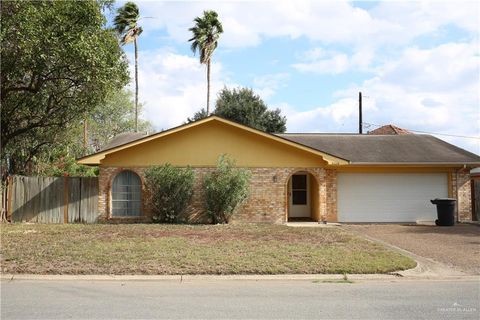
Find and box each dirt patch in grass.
[0,224,416,275]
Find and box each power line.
[363,122,480,140]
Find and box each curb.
[0,274,394,281]
[2,273,478,282]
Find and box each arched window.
[111,170,142,217]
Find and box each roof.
[79,116,480,167]
[277,133,480,165]
[78,116,348,165]
[368,124,412,135]
[101,132,148,151]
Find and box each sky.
[108,0,480,154]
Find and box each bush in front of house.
[204,155,251,224]
[145,164,194,223]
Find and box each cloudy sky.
[109,0,480,153]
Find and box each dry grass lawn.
[1,224,416,275]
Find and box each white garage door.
[337,173,448,222]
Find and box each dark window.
[112,170,142,217]
[292,175,307,189]
[292,190,307,205]
[292,174,307,205]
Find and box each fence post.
[7,176,13,221]
[63,176,69,223]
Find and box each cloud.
[378,42,479,92]
[128,48,233,130]
[281,96,378,133]
[253,73,290,99]
[293,50,350,74]
[134,0,478,49]
[371,1,480,35]
[293,46,375,74]
[279,41,480,153]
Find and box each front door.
[289,174,310,218]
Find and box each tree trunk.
[206,59,211,115]
[134,37,139,132]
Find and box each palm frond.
[188,10,223,63]
[113,1,142,44]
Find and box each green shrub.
[144,164,195,223]
[204,155,251,224]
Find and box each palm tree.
[114,2,143,132]
[188,10,223,115]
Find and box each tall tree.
[1,0,129,175]
[33,89,153,177]
[187,87,287,133]
[114,1,143,132]
[188,10,223,115]
[89,89,153,151]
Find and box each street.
[1,279,479,319]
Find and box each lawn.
[0,224,416,275]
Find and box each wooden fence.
[6,175,99,223]
[473,178,480,221]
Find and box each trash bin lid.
[470,167,480,177]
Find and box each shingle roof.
[368,124,412,135]
[277,133,480,164]
[89,117,479,166]
[101,132,148,151]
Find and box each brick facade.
[98,166,474,223]
[324,169,337,221]
[98,166,338,224]
[451,169,473,221]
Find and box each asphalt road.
[1,279,479,319]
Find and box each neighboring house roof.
[368,124,412,135]
[277,134,480,165]
[101,132,148,151]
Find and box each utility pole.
[359,91,363,134]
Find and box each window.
[292,174,307,205]
[111,170,142,217]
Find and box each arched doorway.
[287,171,320,222]
[111,170,142,217]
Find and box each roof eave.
[347,162,480,167]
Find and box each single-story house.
[77,116,480,224]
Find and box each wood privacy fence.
[6,175,99,223]
[473,178,480,221]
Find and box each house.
[368,124,412,135]
[77,116,480,224]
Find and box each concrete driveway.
[344,224,480,275]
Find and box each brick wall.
[324,169,337,221]
[98,166,476,223]
[98,166,338,224]
[451,169,473,221]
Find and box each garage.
[337,173,448,222]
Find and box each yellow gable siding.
[101,120,327,167]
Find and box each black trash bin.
[430,198,456,226]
